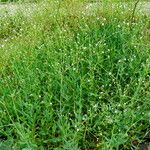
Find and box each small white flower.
[103,18,106,21]
[99,133,102,136]
[87,79,90,82]
[108,72,112,76]
[118,104,121,107]
[126,23,130,26]
[1,45,4,48]
[133,55,136,58]
[114,110,118,113]
[117,24,121,28]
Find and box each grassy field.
[0,0,150,149]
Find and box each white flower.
[103,18,106,21]
[87,79,90,82]
[117,24,121,28]
[108,72,112,76]
[126,23,130,26]
[1,45,4,48]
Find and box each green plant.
[0,1,150,149]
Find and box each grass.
[0,0,150,149]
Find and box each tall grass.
[0,0,150,149]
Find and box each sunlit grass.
[0,0,150,149]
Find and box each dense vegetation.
[0,0,150,149]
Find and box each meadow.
[0,0,150,149]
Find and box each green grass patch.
[0,1,150,149]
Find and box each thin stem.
[130,0,140,30]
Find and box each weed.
[0,0,150,149]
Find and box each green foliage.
[0,1,150,149]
